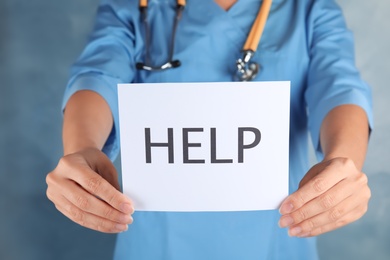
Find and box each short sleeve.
[62,0,136,160]
[305,0,374,160]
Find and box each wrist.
[322,154,363,171]
[63,140,102,155]
[323,153,344,162]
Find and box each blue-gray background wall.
[0,0,388,259]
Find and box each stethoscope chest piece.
[234,0,272,81]
[136,0,272,81]
[234,51,260,81]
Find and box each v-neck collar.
[186,0,279,52]
[210,0,284,14]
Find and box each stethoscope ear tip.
[136,62,145,70]
[136,61,181,71]
[171,60,181,68]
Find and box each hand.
[278,157,371,237]
[46,148,134,233]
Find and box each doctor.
[46,0,373,259]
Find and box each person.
[46,0,373,259]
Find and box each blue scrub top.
[63,0,373,259]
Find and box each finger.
[67,167,134,215]
[279,177,360,227]
[286,190,369,237]
[55,196,129,233]
[60,179,133,225]
[295,205,368,237]
[280,165,346,215]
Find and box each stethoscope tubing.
[136,0,273,82]
[136,0,185,71]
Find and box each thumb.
[298,161,328,189]
[96,153,121,191]
[83,148,121,192]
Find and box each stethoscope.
[136,0,273,82]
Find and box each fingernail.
[280,202,294,215]
[115,223,128,232]
[120,203,133,214]
[119,214,133,224]
[278,216,294,228]
[289,226,302,236]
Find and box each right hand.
[46,147,134,233]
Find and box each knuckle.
[46,189,53,201]
[296,208,308,222]
[363,203,369,213]
[58,156,72,169]
[332,158,355,174]
[310,229,320,236]
[95,224,104,232]
[46,172,59,187]
[290,194,305,208]
[69,205,84,222]
[365,186,372,200]
[357,205,368,217]
[86,177,103,194]
[103,207,115,219]
[329,207,343,222]
[314,226,327,236]
[96,219,109,233]
[45,173,52,186]
[339,157,353,167]
[107,193,118,207]
[362,205,369,215]
[306,219,317,230]
[358,173,369,185]
[54,205,62,212]
[75,196,89,210]
[312,178,327,193]
[320,194,335,209]
[344,158,355,168]
[312,224,335,236]
[335,218,348,228]
[95,225,103,232]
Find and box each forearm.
[279,104,371,237]
[48,91,133,234]
[63,90,113,155]
[320,104,369,170]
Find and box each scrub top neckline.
[209,0,284,14]
[191,0,273,52]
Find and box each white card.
[118,81,290,212]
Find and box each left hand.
[278,157,371,237]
